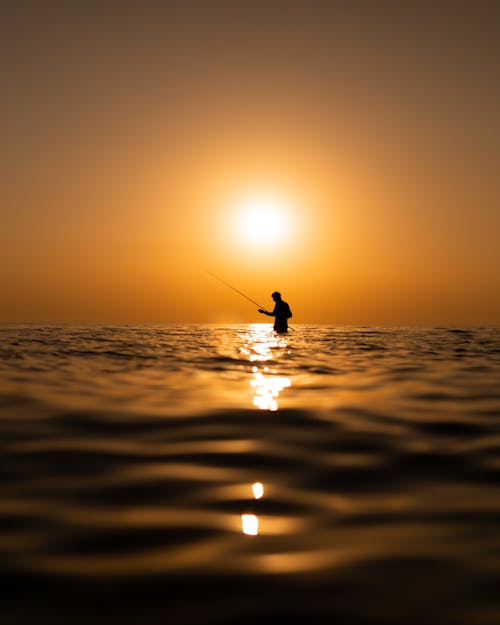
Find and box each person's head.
[272,291,281,302]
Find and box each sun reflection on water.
[252,481,264,499]
[251,368,291,411]
[239,325,292,412]
[241,482,265,535]
[238,327,292,535]
[241,513,259,535]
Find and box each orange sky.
[1,1,499,324]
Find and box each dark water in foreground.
[1,324,500,625]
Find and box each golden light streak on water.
[250,369,291,411]
[241,513,259,536]
[252,482,264,499]
[238,325,292,410]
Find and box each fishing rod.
[204,270,266,310]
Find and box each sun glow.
[235,194,291,246]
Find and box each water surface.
[1,324,499,624]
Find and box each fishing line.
[204,270,266,310]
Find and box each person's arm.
[259,304,277,316]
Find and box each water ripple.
[0,324,499,624]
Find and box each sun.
[235,194,291,246]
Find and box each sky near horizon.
[1,1,499,325]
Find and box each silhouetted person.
[258,291,292,333]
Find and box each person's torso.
[274,301,290,319]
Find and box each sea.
[1,323,499,625]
